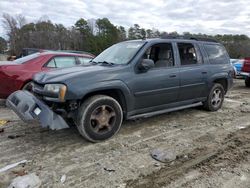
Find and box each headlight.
[44,84,67,101]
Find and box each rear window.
[14,53,40,64]
[204,44,229,64]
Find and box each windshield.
[92,41,145,65]
[14,53,40,64]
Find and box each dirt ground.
[0,79,250,188]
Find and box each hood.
[33,65,114,84]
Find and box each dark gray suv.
[7,37,234,142]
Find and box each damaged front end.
[6,90,69,130]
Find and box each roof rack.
[160,35,218,43]
[188,37,218,43]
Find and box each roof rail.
[161,35,218,43]
[188,37,218,43]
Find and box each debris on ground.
[8,135,23,139]
[0,119,8,126]
[0,160,27,173]
[0,128,4,133]
[12,169,28,177]
[151,148,177,163]
[60,174,66,184]
[104,167,115,172]
[8,173,41,188]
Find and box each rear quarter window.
[204,44,229,64]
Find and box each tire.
[22,82,33,92]
[203,83,225,111]
[76,95,123,142]
[245,77,250,87]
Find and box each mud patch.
[126,127,250,188]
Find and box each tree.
[2,13,18,54]
[0,37,7,53]
[128,24,144,39]
[117,26,126,41]
[94,18,120,54]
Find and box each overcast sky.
[1,0,250,37]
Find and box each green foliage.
[2,13,250,58]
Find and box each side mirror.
[138,59,155,72]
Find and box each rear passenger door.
[176,42,208,101]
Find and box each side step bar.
[128,102,203,120]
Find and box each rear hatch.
[242,58,250,73]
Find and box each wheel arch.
[213,78,228,93]
[80,88,129,117]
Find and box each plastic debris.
[151,149,176,163]
[0,120,8,126]
[104,167,115,172]
[8,173,41,188]
[60,174,66,183]
[0,160,27,173]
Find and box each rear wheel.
[245,77,250,87]
[76,95,123,142]
[203,83,225,111]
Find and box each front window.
[92,41,145,65]
[14,53,40,64]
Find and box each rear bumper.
[6,90,69,130]
[240,72,250,77]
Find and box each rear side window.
[177,43,201,66]
[46,56,77,68]
[204,44,228,64]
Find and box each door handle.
[202,72,207,74]
[169,74,177,78]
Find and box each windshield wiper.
[89,60,115,66]
[89,60,98,65]
[98,61,115,66]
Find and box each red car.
[240,57,250,87]
[0,52,94,98]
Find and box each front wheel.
[76,95,123,142]
[203,83,225,111]
[245,77,250,87]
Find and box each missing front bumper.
[6,90,69,130]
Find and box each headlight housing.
[44,84,67,101]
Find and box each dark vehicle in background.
[240,57,250,87]
[20,48,43,57]
[7,37,234,142]
[0,51,94,98]
[18,48,94,58]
